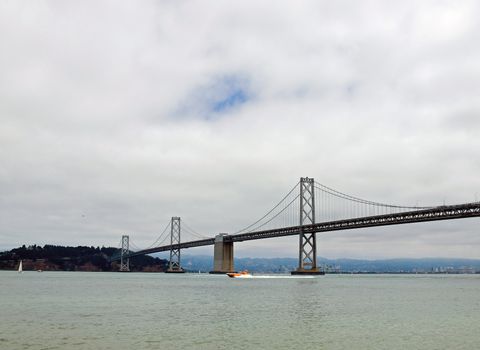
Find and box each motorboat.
[227,270,252,278]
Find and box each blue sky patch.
[176,74,252,119]
[212,88,248,113]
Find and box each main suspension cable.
[314,181,433,209]
[242,194,300,233]
[182,221,211,239]
[143,221,172,249]
[233,181,300,234]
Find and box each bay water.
[1,271,479,349]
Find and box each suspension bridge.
[109,177,480,274]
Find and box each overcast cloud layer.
[1,1,479,259]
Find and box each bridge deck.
[116,202,480,261]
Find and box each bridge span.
[110,178,480,274]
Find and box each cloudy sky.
[1,1,479,259]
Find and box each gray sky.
[1,1,479,259]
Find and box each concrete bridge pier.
[209,234,234,274]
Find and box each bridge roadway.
[120,202,480,260]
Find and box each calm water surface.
[1,271,479,349]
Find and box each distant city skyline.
[1,1,479,259]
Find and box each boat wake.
[236,275,316,279]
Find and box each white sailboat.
[18,260,23,273]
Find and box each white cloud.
[0,0,479,258]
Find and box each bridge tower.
[166,217,185,273]
[292,177,324,275]
[120,235,130,272]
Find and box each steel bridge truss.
[231,202,480,242]
[120,235,130,272]
[115,203,480,261]
[297,177,318,272]
[168,217,183,272]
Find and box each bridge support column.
[209,234,234,274]
[166,217,185,273]
[120,235,130,272]
[292,177,324,275]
